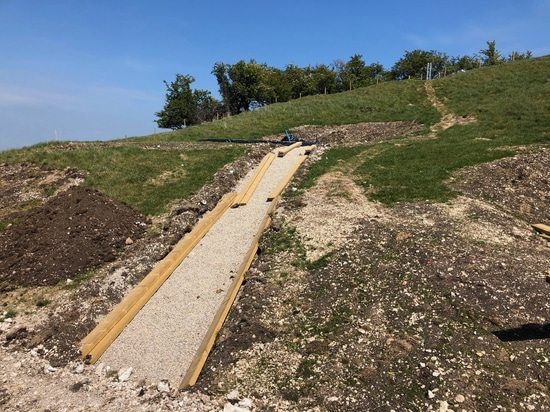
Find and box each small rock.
[74,364,85,374]
[427,390,435,399]
[238,398,253,408]
[66,278,73,286]
[223,403,249,412]
[226,389,240,401]
[118,367,133,382]
[47,366,57,373]
[125,237,134,245]
[157,380,170,393]
[455,394,465,403]
[95,363,105,377]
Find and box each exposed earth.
[1,120,549,411]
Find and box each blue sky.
[1,0,548,151]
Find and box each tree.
[338,54,368,90]
[284,64,310,98]
[448,55,479,73]
[212,60,272,114]
[212,62,234,116]
[155,74,213,129]
[228,59,270,111]
[263,67,292,104]
[391,50,448,80]
[478,40,504,66]
[309,64,337,95]
[508,50,533,61]
[336,55,385,90]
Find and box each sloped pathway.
[98,145,309,388]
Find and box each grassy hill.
[1,55,549,216]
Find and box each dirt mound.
[453,146,550,224]
[260,121,424,147]
[0,185,148,287]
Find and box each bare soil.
[1,122,550,411]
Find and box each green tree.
[478,40,504,66]
[212,62,234,116]
[309,64,337,95]
[284,64,310,98]
[228,59,270,111]
[508,50,533,61]
[264,67,292,103]
[391,49,448,80]
[337,55,385,90]
[338,54,368,90]
[212,60,272,114]
[448,55,479,73]
[155,74,212,129]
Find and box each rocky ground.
[1,121,549,411]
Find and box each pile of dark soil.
[0,185,148,287]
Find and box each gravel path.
[99,145,309,388]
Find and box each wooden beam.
[79,192,237,363]
[267,155,307,201]
[232,153,276,207]
[532,223,550,236]
[277,141,302,157]
[180,197,280,389]
[303,145,316,155]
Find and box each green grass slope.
[299,55,550,204]
[1,55,549,215]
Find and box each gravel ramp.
[99,146,308,388]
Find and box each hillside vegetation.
[1,56,548,219]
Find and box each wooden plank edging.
[532,223,550,236]
[267,155,308,201]
[303,145,316,155]
[232,152,276,207]
[179,197,280,389]
[277,141,302,157]
[79,192,238,363]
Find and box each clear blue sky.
[1,0,548,151]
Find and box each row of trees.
[155,41,532,129]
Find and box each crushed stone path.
[99,145,309,388]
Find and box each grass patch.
[61,271,95,289]
[0,144,247,216]
[305,253,332,271]
[354,135,516,204]
[294,145,368,194]
[35,295,52,307]
[0,309,17,322]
